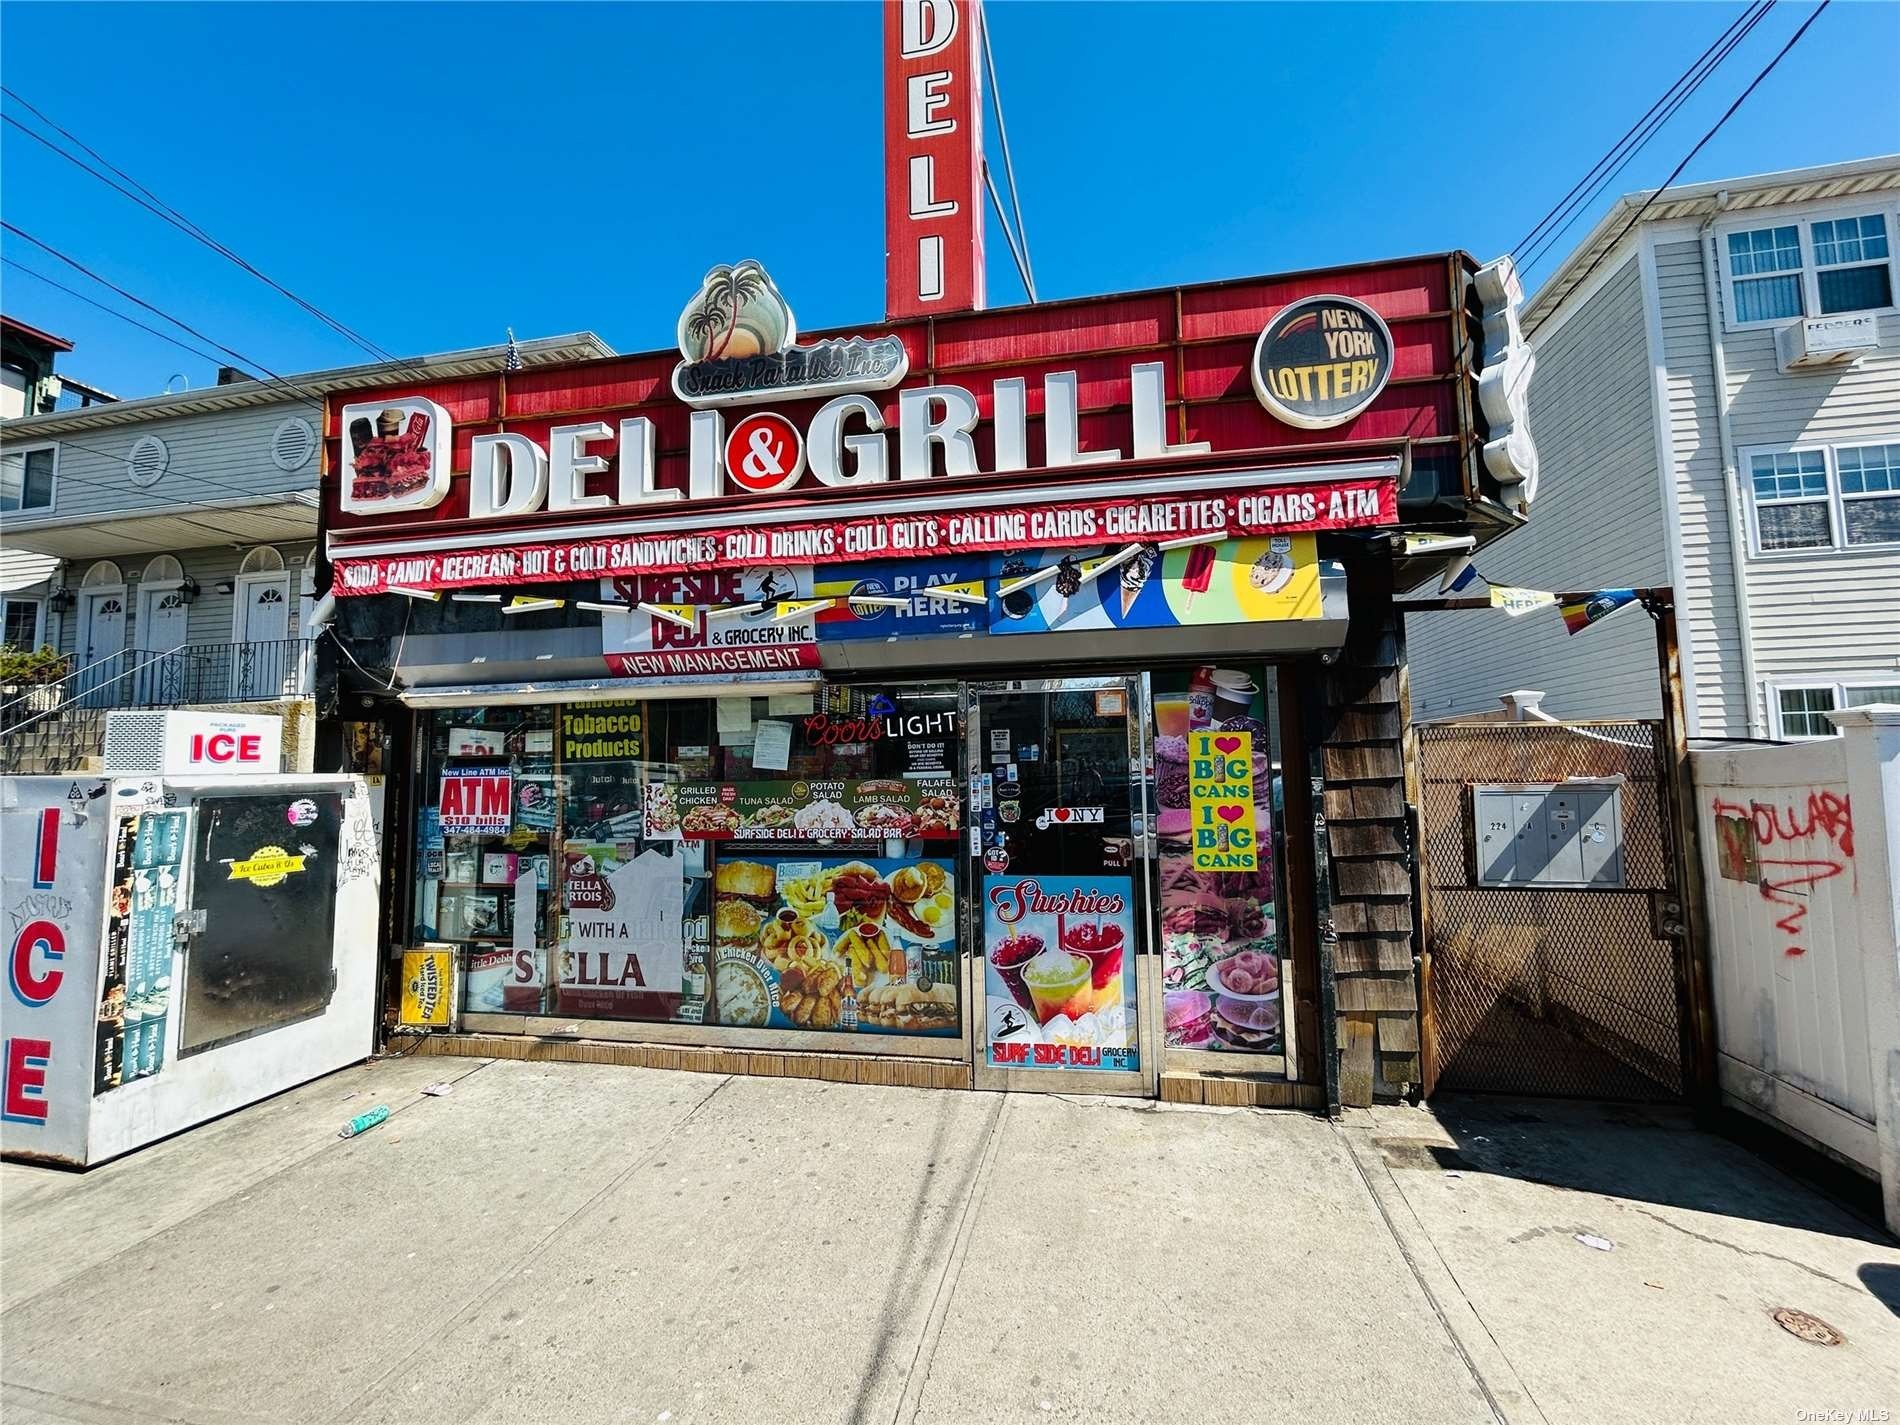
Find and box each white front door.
[139,584,191,655]
[136,583,191,705]
[77,588,129,704]
[235,574,292,697]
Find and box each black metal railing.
[0,639,312,739]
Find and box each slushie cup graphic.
[990,932,1045,1013]
[1022,946,1093,1025]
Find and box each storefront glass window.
[412,685,964,1039]
[1152,665,1288,1055]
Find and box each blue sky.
[2,2,1896,399]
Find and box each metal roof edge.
[1524,154,1900,329]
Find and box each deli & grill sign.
[329,263,1407,595]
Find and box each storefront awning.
[398,673,820,708]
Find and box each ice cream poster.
[983,875,1137,1071]
[989,535,1319,636]
[1188,730,1258,871]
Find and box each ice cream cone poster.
[983,876,1137,1072]
[988,536,1319,635]
[1188,731,1258,871]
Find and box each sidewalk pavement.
[2,1057,1895,1425]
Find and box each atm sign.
[439,767,514,836]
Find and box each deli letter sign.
[884,0,985,317]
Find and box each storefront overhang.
[397,674,820,708]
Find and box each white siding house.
[1410,156,1900,739]
[1,334,612,769]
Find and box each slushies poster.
[983,875,1137,1071]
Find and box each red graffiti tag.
[1711,790,1854,957]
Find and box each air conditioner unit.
[1776,313,1880,372]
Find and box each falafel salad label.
[663,776,960,842]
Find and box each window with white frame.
[2,596,44,651]
[1724,210,1896,327]
[1749,449,1831,550]
[1773,681,1900,739]
[1836,442,1900,546]
[1812,214,1893,314]
[1747,442,1900,553]
[1728,224,1805,322]
[0,444,56,513]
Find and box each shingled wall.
[1315,554,1419,1104]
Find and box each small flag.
[1441,557,1480,593]
[504,327,522,372]
[1489,585,1557,617]
[1560,588,1639,634]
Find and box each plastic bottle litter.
[340,1105,391,1138]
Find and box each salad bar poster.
[983,875,1137,1072]
[649,777,959,842]
[712,855,958,1036]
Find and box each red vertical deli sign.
[885,0,986,319]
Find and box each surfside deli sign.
[328,273,1398,596]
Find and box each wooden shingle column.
[1317,554,1419,1106]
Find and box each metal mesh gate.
[1417,721,1688,1100]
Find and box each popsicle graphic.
[1180,542,1218,613]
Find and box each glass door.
[967,676,1152,1093]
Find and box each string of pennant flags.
[1442,560,1641,635]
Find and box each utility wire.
[2,220,326,402]
[4,257,249,376]
[2,407,328,528]
[1517,1,1776,279]
[1511,1,1768,262]
[1,91,415,373]
[978,7,1036,302]
[1526,0,1833,337]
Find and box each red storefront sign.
[333,474,1395,594]
[324,257,1477,592]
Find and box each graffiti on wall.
[1711,790,1854,956]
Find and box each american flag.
[503,327,522,372]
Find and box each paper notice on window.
[752,719,794,772]
[512,865,538,951]
[767,691,814,715]
[716,697,754,735]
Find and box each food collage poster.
[983,874,1137,1072]
[712,855,959,1037]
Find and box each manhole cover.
[1772,1308,1844,1345]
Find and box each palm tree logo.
[677,260,795,363]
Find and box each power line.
[1517,2,1777,280]
[1,220,327,403]
[4,257,248,375]
[1527,0,1833,337]
[1512,1,1770,264]
[1,90,413,372]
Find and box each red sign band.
[333,476,1395,595]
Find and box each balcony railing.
[0,638,313,735]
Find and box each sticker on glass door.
[983,875,1136,1071]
